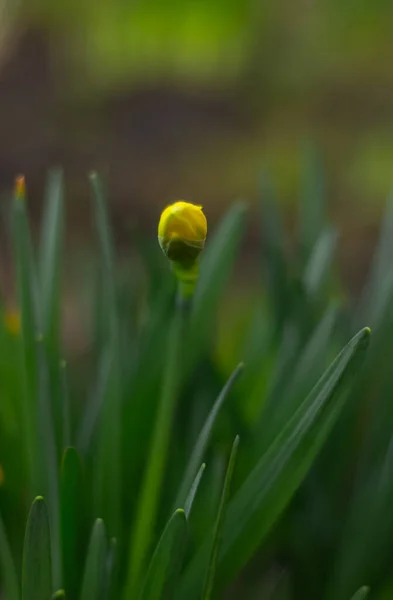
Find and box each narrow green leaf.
[303,226,337,298]
[59,360,71,448]
[125,305,186,598]
[189,202,247,367]
[91,263,106,357]
[60,447,81,599]
[260,176,289,334]
[260,304,338,452]
[193,202,247,318]
[287,304,338,401]
[76,349,111,455]
[80,519,107,600]
[359,194,393,328]
[103,538,117,600]
[52,591,66,600]
[89,172,121,537]
[191,455,226,549]
[36,337,62,588]
[0,509,20,600]
[12,177,39,491]
[184,463,206,519]
[89,172,115,280]
[350,587,370,600]
[89,172,118,355]
[327,435,393,600]
[176,328,370,600]
[372,193,393,282]
[175,362,244,509]
[236,304,272,426]
[22,496,52,600]
[299,144,325,263]
[13,176,42,335]
[39,168,64,355]
[140,509,187,600]
[201,435,239,600]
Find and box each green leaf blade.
[12,179,40,492]
[189,202,247,367]
[39,168,64,356]
[103,537,117,600]
[299,144,326,264]
[260,175,289,334]
[89,172,121,539]
[140,509,187,600]
[80,519,107,600]
[0,509,20,600]
[36,337,62,589]
[303,226,338,298]
[175,362,243,509]
[59,359,71,449]
[184,463,206,519]
[22,496,52,600]
[201,435,239,600]
[350,586,370,600]
[60,447,81,599]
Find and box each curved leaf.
[80,519,107,600]
[175,362,243,509]
[140,509,187,600]
[22,496,52,600]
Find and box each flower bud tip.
[15,175,26,201]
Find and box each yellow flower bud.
[158,201,207,298]
[158,201,207,266]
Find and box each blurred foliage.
[1,0,391,92]
[3,152,393,600]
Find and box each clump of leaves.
[1,153,391,600]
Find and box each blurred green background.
[1,0,393,269]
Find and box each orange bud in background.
[15,175,26,201]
